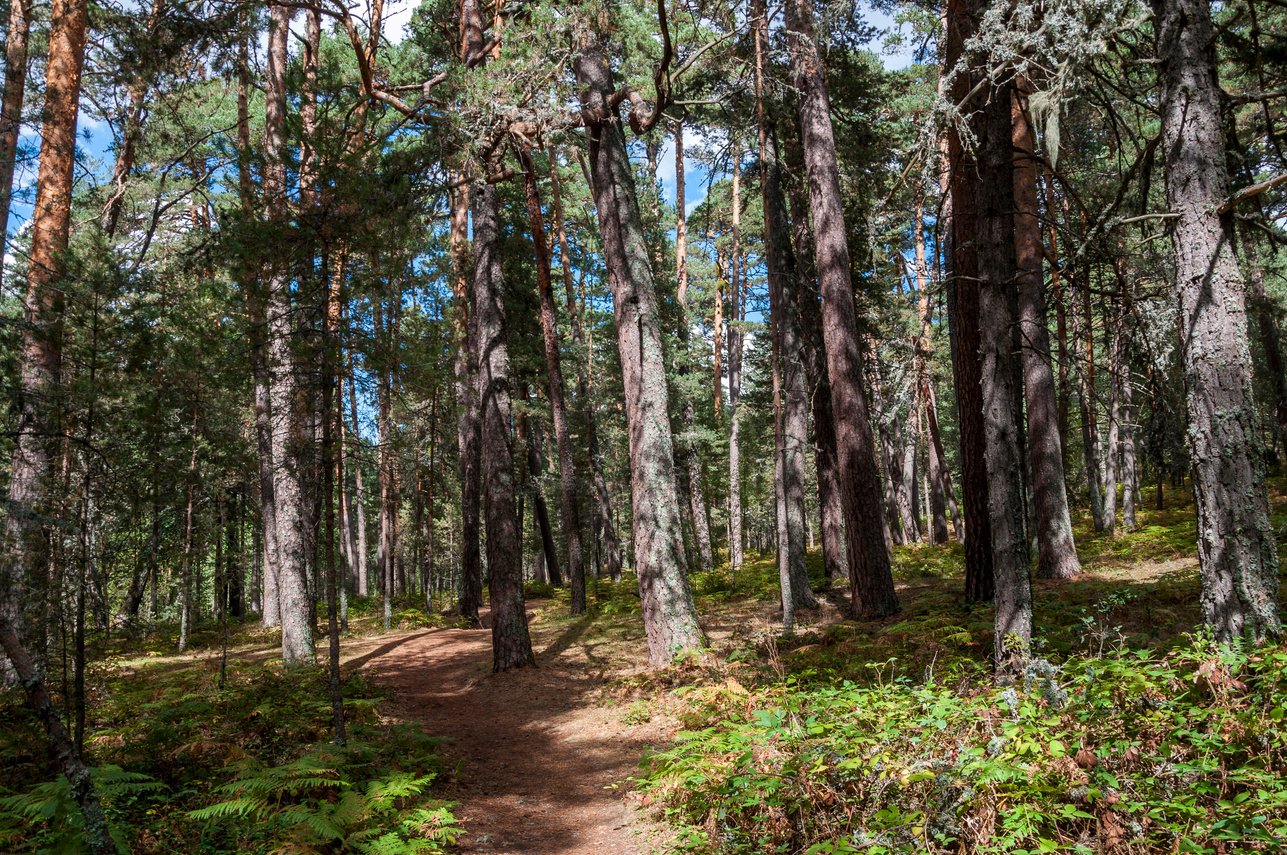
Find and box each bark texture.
[1154,0,1280,640]
[1,0,88,663]
[0,0,30,283]
[472,181,535,670]
[1012,86,1080,580]
[576,40,705,663]
[786,0,898,618]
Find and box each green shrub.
[637,634,1287,853]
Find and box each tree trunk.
[1154,0,1280,640]
[727,154,746,573]
[786,0,898,618]
[451,179,484,626]
[375,293,395,630]
[519,146,586,613]
[913,200,953,545]
[944,0,994,604]
[522,409,563,586]
[0,0,87,668]
[548,147,621,582]
[674,120,716,573]
[576,39,705,662]
[785,151,846,582]
[472,181,535,670]
[265,1,313,666]
[754,12,816,612]
[0,0,30,285]
[974,77,1033,669]
[1012,84,1081,579]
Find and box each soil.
[343,606,672,855]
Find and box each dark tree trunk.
[973,77,1033,667]
[785,153,846,582]
[347,363,370,597]
[523,412,563,587]
[1012,84,1081,580]
[944,0,994,603]
[519,146,586,612]
[1154,0,1280,640]
[786,0,898,619]
[472,181,535,670]
[576,39,705,663]
[1,0,87,668]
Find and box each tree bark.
[576,39,705,663]
[548,148,621,581]
[472,181,535,670]
[786,0,898,618]
[785,151,847,582]
[944,0,994,604]
[265,1,314,665]
[519,146,586,613]
[1012,84,1081,579]
[727,153,746,573]
[974,77,1033,668]
[1,0,88,668]
[346,363,369,598]
[1154,0,1280,641]
[754,10,816,612]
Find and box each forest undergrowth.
[2,478,1285,854]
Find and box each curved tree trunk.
[576,39,704,663]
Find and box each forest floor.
[2,477,1285,853]
[341,607,673,855]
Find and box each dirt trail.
[344,609,668,855]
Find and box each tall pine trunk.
[673,121,716,572]
[1,0,88,665]
[472,181,535,670]
[973,76,1033,667]
[264,1,313,665]
[576,39,705,663]
[450,180,484,625]
[786,0,898,618]
[1012,84,1081,580]
[519,146,586,613]
[944,0,994,604]
[1153,0,1280,640]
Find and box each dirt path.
[344,609,668,854]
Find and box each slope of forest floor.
[2,477,1286,853]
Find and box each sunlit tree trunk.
[1,0,89,669]
[674,120,715,573]
[0,0,30,284]
[264,0,314,665]
[576,38,705,663]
